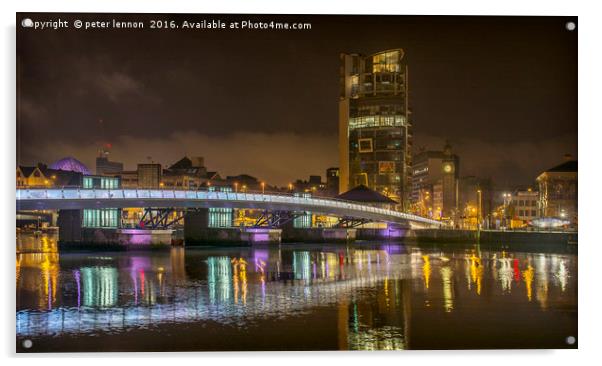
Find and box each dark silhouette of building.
[337,184,398,209]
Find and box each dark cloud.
[17,13,577,186]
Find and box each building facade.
[137,163,162,188]
[536,160,577,224]
[510,189,539,225]
[95,155,124,176]
[411,143,459,219]
[17,158,89,188]
[339,49,411,209]
[81,175,122,228]
[326,167,340,196]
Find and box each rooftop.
[546,160,577,173]
[336,185,398,204]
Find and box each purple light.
[49,157,92,175]
[73,270,81,309]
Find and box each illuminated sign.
[413,167,428,176]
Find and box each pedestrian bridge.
[16,188,443,228]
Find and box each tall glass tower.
[338,49,412,210]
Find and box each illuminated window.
[209,208,232,228]
[293,212,312,228]
[83,177,93,188]
[358,138,373,153]
[83,208,119,228]
[348,115,405,130]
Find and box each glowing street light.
[261,182,265,194]
[288,183,293,191]
[477,189,482,231]
[234,182,238,193]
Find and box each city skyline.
[17,14,577,187]
[14,12,579,353]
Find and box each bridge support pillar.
[57,209,82,244]
[184,209,208,244]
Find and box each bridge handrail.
[16,188,442,226]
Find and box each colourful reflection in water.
[16,236,577,351]
[422,255,431,290]
[81,267,119,308]
[523,263,534,302]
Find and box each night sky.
[17,13,577,187]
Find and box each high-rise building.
[339,49,411,209]
[137,163,162,188]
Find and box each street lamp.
[502,193,511,228]
[477,189,482,231]
[261,182,266,194]
[234,182,238,193]
[288,183,293,192]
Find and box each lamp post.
[477,189,482,231]
[234,182,238,193]
[288,183,293,192]
[502,193,510,228]
[261,182,265,195]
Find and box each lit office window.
[83,177,93,188]
[293,212,312,228]
[83,208,119,228]
[209,208,232,228]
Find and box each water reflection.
[81,267,118,308]
[16,235,577,351]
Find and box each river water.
[16,234,577,352]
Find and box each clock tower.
[440,141,459,220]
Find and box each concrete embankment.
[410,229,577,252]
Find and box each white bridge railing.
[16,188,443,227]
